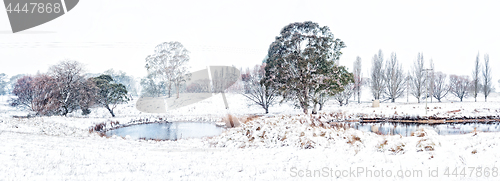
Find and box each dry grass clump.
[416,139,436,151]
[222,114,262,128]
[389,142,405,154]
[89,122,106,132]
[347,135,361,145]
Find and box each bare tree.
[406,71,410,102]
[472,53,481,102]
[432,72,449,102]
[145,42,190,98]
[383,53,406,102]
[241,64,278,114]
[410,52,425,103]
[11,75,60,115]
[49,60,88,116]
[353,56,363,103]
[370,50,384,100]
[482,53,493,102]
[449,75,470,102]
[334,83,354,106]
[429,59,435,103]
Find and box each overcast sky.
[1,0,499,88]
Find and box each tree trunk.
[175,83,180,99]
[357,91,360,103]
[168,82,172,98]
[62,106,68,116]
[319,102,323,111]
[106,105,115,117]
[312,102,318,114]
[302,103,308,114]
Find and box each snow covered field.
[1,92,500,180]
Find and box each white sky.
[0,0,499,89]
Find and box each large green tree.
[264,21,353,114]
[92,75,129,117]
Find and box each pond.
[343,122,500,136]
[105,122,224,140]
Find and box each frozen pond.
[105,122,224,140]
[343,122,500,136]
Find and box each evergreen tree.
[92,75,129,117]
[264,21,353,114]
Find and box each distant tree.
[264,21,352,114]
[449,75,470,102]
[429,59,435,103]
[140,74,166,97]
[410,52,425,103]
[241,64,278,114]
[432,72,449,102]
[186,79,211,93]
[103,69,138,97]
[11,76,35,110]
[383,53,406,102]
[4,74,25,94]
[370,50,384,100]
[92,75,129,117]
[0,73,7,95]
[353,56,363,103]
[482,53,493,102]
[333,83,354,106]
[241,67,252,94]
[145,42,190,98]
[472,53,481,102]
[212,66,239,94]
[406,71,410,102]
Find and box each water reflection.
[344,122,500,136]
[105,122,224,140]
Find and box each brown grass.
[389,143,405,153]
[89,122,106,133]
[347,135,361,145]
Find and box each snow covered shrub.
[347,135,361,145]
[389,142,406,154]
[413,128,440,152]
[416,138,439,151]
[376,136,406,154]
[210,114,369,149]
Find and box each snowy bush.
[413,128,441,152]
[210,114,370,149]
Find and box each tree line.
[8,60,129,117]
[356,50,494,103]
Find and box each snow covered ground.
[1,91,500,180]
